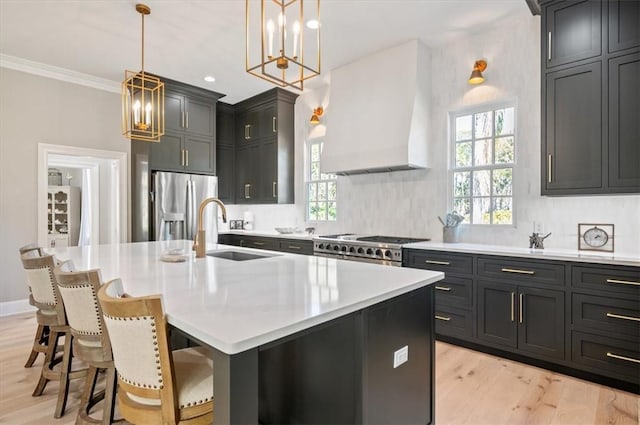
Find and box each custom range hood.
[322,40,430,175]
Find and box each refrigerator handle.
[186,179,196,240]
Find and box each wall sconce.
[468,60,487,85]
[310,107,324,125]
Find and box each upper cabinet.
[541,0,640,195]
[149,78,224,175]
[234,88,297,204]
[216,102,235,204]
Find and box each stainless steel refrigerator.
[151,171,219,242]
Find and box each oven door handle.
[313,252,400,266]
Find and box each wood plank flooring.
[0,312,637,424]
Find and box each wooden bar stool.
[98,279,214,425]
[20,251,87,418]
[18,243,50,368]
[54,262,124,425]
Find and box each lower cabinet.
[477,281,565,361]
[218,234,313,255]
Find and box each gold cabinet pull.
[606,278,640,287]
[548,31,552,61]
[606,312,640,322]
[288,245,301,250]
[185,111,189,129]
[511,292,515,322]
[272,181,277,198]
[185,150,189,167]
[182,111,185,128]
[425,260,451,266]
[253,241,265,246]
[606,352,640,364]
[548,154,552,183]
[244,184,251,199]
[181,149,185,166]
[435,286,451,291]
[245,124,250,140]
[519,293,524,324]
[435,315,451,321]
[272,116,277,133]
[501,268,535,275]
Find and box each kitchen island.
[53,240,444,424]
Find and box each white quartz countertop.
[52,240,443,355]
[220,229,314,240]
[403,241,640,267]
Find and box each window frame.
[305,138,337,222]
[448,100,518,227]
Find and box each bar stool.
[20,251,87,418]
[18,243,50,368]
[54,261,124,425]
[98,279,214,425]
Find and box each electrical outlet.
[393,346,408,368]
[533,221,544,234]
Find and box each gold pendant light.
[122,4,165,142]
[245,0,321,90]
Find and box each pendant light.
[122,4,165,142]
[245,0,321,90]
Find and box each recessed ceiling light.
[306,19,319,29]
[204,75,216,82]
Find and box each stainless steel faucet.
[193,198,227,258]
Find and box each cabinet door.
[151,133,183,171]
[217,108,235,145]
[608,0,640,53]
[258,103,278,139]
[165,91,185,133]
[183,135,214,174]
[259,139,278,203]
[216,144,234,203]
[237,110,260,142]
[477,281,517,349]
[544,61,602,193]
[608,52,640,190]
[545,0,601,68]
[235,144,259,203]
[185,97,215,138]
[517,287,565,361]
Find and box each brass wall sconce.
[468,60,487,85]
[310,107,324,124]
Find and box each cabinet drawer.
[572,331,640,384]
[572,265,640,299]
[239,236,278,251]
[477,256,565,287]
[434,276,473,308]
[572,293,640,338]
[278,239,313,255]
[405,250,473,275]
[434,306,473,340]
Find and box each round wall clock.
[578,223,614,252]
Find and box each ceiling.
[0,0,531,104]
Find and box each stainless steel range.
[313,234,430,266]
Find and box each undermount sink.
[206,250,277,261]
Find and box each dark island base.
[437,335,640,395]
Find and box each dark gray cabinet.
[543,61,602,192]
[541,0,640,195]
[219,233,313,255]
[216,103,235,203]
[608,52,640,189]
[477,281,518,349]
[518,286,565,360]
[544,0,601,68]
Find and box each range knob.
[375,249,383,257]
[318,244,324,249]
[357,248,364,254]
[341,246,347,252]
[349,247,356,253]
[333,245,340,251]
[366,248,373,255]
[385,250,392,258]
[325,244,332,251]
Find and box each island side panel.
[213,347,259,425]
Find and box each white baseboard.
[0,299,36,317]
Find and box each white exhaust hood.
[321,40,431,175]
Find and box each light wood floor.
[0,313,638,425]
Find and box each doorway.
[37,144,128,248]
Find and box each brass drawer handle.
[425,260,451,266]
[501,268,535,275]
[547,154,552,183]
[606,352,640,364]
[272,116,277,133]
[272,181,277,198]
[606,279,640,287]
[519,293,523,324]
[435,315,451,321]
[287,245,301,250]
[511,292,515,322]
[435,286,451,291]
[253,242,265,246]
[606,312,640,322]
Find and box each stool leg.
[24,324,47,368]
[54,333,73,418]
[102,367,118,425]
[32,330,59,397]
[76,365,99,424]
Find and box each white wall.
[230,14,640,257]
[0,68,128,303]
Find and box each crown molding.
[0,54,120,93]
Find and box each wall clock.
[578,223,614,252]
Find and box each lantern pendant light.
[122,3,165,142]
[245,0,321,90]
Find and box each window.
[307,140,337,221]
[451,104,515,225]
